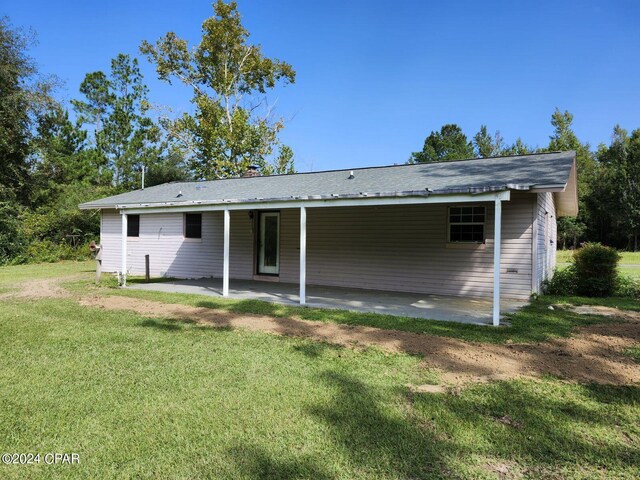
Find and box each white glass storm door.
[258,212,280,274]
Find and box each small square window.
[185,213,202,239]
[127,215,140,237]
[448,206,485,243]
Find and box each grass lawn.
[0,260,93,291]
[1,296,639,479]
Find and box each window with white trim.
[448,206,486,243]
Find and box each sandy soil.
[4,274,639,386]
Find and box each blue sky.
[5,0,640,171]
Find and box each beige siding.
[100,190,536,300]
[535,192,557,287]
[101,209,224,278]
[275,191,534,299]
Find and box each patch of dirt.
[0,276,81,300]
[79,294,640,387]
[6,275,640,387]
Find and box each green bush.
[616,274,640,299]
[572,243,621,297]
[542,264,578,296]
[10,240,91,265]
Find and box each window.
[448,206,485,243]
[127,215,140,237]
[185,213,202,239]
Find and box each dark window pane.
[263,215,278,267]
[185,213,202,238]
[127,215,140,237]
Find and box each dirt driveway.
[5,275,640,387]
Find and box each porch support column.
[120,211,127,286]
[300,206,307,305]
[223,208,230,297]
[492,196,502,326]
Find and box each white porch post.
[120,212,127,286]
[223,208,230,297]
[492,197,502,326]
[300,206,307,305]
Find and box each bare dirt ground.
[5,275,640,387]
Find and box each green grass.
[624,346,640,363]
[67,278,637,345]
[558,250,640,264]
[558,250,640,278]
[0,260,93,289]
[1,298,638,479]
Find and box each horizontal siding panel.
[99,190,536,300]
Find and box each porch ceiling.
[126,279,526,326]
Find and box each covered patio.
[126,278,526,325]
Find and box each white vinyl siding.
[100,190,536,300]
[535,192,557,287]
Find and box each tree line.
[409,115,640,251]
[1,0,638,266]
[0,1,295,264]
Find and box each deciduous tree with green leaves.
[140,0,296,179]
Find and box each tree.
[0,17,58,262]
[500,138,535,156]
[409,124,474,163]
[597,126,640,250]
[0,17,57,203]
[547,109,596,246]
[140,0,296,179]
[473,125,504,158]
[73,54,163,190]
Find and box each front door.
[258,212,280,274]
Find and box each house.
[79,151,578,326]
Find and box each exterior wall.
[100,190,537,300]
[534,192,558,289]
[101,210,224,278]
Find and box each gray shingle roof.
[80,151,576,209]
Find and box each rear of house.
[81,152,578,324]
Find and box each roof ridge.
[190,150,574,184]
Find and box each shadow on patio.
[126,278,526,325]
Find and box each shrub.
[616,274,640,299]
[573,243,621,297]
[542,264,578,296]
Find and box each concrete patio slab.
[126,278,527,325]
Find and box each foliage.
[616,274,640,299]
[141,0,296,179]
[542,264,578,296]
[0,17,57,204]
[594,126,640,250]
[472,125,504,157]
[572,243,620,297]
[557,216,585,249]
[72,54,164,190]
[409,124,474,163]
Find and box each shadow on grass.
[302,371,640,478]
[139,318,185,331]
[191,295,623,344]
[225,444,334,480]
[88,276,640,344]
